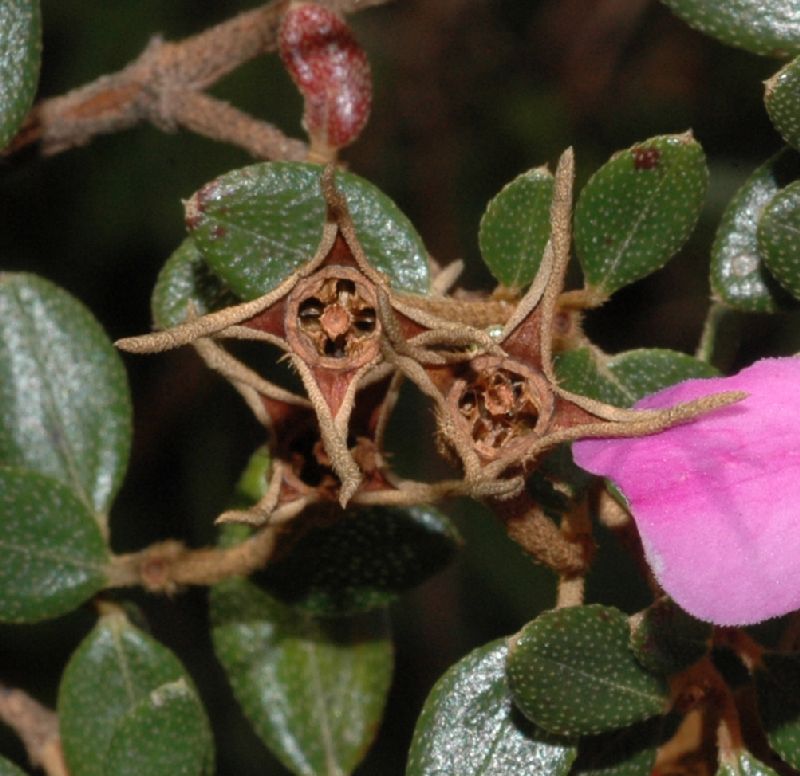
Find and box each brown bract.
[116,152,742,579]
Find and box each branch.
[6,0,391,159]
[0,684,68,776]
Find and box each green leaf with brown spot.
[0,274,131,516]
[660,0,800,57]
[103,679,214,776]
[210,577,392,776]
[0,0,41,150]
[553,349,630,407]
[758,180,800,300]
[630,598,711,676]
[187,162,430,298]
[711,149,800,312]
[0,467,108,623]
[151,237,238,329]
[479,166,554,288]
[766,56,800,150]
[506,605,667,737]
[59,611,213,776]
[574,133,708,298]
[406,639,577,776]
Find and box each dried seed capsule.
[279,2,372,158]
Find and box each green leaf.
[59,611,212,776]
[478,166,554,288]
[571,717,668,776]
[104,679,213,776]
[630,598,711,676]
[0,467,108,623]
[555,347,716,408]
[151,237,238,330]
[574,133,708,298]
[506,605,667,737]
[406,639,577,776]
[257,505,462,615]
[766,57,800,150]
[711,149,800,312]
[755,652,800,769]
[210,577,392,776]
[659,0,800,57]
[0,0,41,150]
[717,752,781,776]
[758,180,800,300]
[187,162,430,298]
[0,274,131,516]
[0,756,28,776]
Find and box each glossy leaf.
[0,0,41,150]
[630,598,711,676]
[257,505,462,615]
[717,752,781,776]
[574,133,708,297]
[758,180,800,300]
[659,0,800,57]
[478,166,554,288]
[506,605,667,737]
[187,162,430,298]
[554,347,717,408]
[755,652,800,770]
[711,149,800,312]
[0,467,108,623]
[151,237,237,330]
[59,611,212,776]
[766,56,800,150]
[104,679,213,776]
[210,576,392,776]
[571,717,667,776]
[406,639,577,776]
[0,756,28,776]
[0,273,131,516]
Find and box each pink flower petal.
[572,357,800,625]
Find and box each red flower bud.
[279,2,372,157]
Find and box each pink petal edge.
[572,357,800,625]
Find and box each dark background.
[0,1,796,773]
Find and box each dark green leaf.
[406,639,577,776]
[210,577,392,776]
[0,0,41,150]
[257,505,461,615]
[555,347,715,408]
[104,679,213,776]
[758,180,800,300]
[717,752,781,776]
[0,274,131,516]
[630,598,711,675]
[506,605,667,737]
[0,467,108,623]
[660,0,800,57]
[59,611,212,776]
[755,652,800,769]
[478,166,554,288]
[710,149,800,312]
[574,133,708,297]
[606,349,719,403]
[766,57,800,150]
[151,237,237,330]
[571,717,669,776]
[187,162,430,298]
[0,756,28,776]
[553,349,630,407]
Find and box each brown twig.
[0,684,68,776]
[5,0,391,159]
